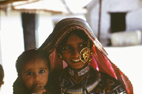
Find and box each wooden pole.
[98,0,102,41]
[21,13,37,50]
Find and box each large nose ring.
[79,47,91,63]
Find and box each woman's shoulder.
[88,66,126,93]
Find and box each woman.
[39,18,133,94]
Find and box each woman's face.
[62,33,88,69]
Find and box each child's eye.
[39,70,45,73]
[27,72,33,75]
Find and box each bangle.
[31,93,36,94]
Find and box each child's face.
[21,58,49,90]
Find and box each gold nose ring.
[79,47,91,63]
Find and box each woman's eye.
[39,70,45,73]
[80,43,87,48]
[27,72,33,75]
[63,46,71,50]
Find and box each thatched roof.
[0,0,91,14]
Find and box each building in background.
[85,0,142,46]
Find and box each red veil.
[39,18,133,94]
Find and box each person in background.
[13,49,52,94]
[0,64,4,88]
[39,18,133,94]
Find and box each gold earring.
[58,53,62,59]
[89,50,93,62]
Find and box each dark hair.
[16,49,50,77]
[57,29,92,53]
[0,64,4,87]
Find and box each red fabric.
[90,46,133,94]
[49,49,63,71]
[91,46,117,79]
[111,63,133,94]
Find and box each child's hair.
[16,49,50,77]
[0,64,4,88]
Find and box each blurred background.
[0,0,142,93]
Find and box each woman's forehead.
[65,33,85,42]
[66,30,87,39]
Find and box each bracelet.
[31,93,36,94]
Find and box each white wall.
[87,0,142,38]
[126,8,142,31]
[86,0,142,46]
[0,10,24,94]
[36,13,54,47]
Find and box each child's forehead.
[23,59,48,69]
[24,58,47,66]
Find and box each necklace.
[68,65,90,76]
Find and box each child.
[0,64,4,88]
[13,49,51,94]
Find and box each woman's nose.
[72,48,80,57]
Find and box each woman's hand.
[31,84,46,94]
